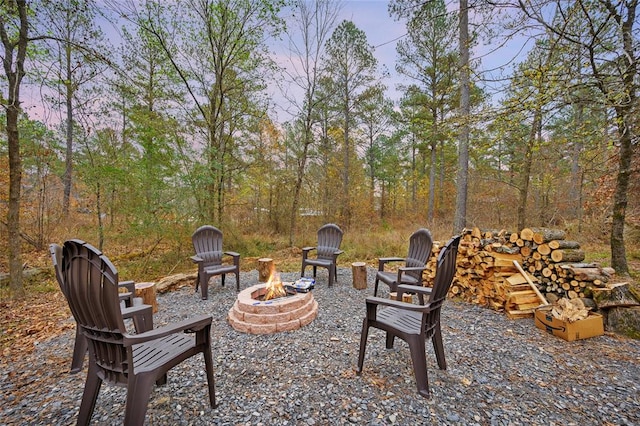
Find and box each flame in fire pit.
[263,271,286,301]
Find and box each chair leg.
[407,336,430,398]
[203,345,218,408]
[432,324,447,370]
[201,274,209,300]
[156,373,168,386]
[373,278,379,297]
[195,271,200,293]
[124,374,156,426]
[328,265,334,287]
[221,273,226,287]
[70,326,87,374]
[77,363,102,426]
[385,332,396,349]
[313,266,317,278]
[357,318,369,374]
[301,262,306,278]
[235,271,240,292]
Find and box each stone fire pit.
[227,283,318,334]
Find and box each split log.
[548,240,580,250]
[506,273,529,286]
[520,228,535,241]
[135,281,158,313]
[550,249,585,263]
[513,260,549,305]
[530,228,567,243]
[491,252,522,268]
[592,283,640,309]
[471,227,482,239]
[351,262,368,290]
[559,262,597,269]
[258,258,275,282]
[536,244,551,256]
[560,266,610,283]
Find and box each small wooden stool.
[351,262,367,290]
[135,282,158,313]
[258,258,274,282]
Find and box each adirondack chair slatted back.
[358,234,461,398]
[192,225,224,266]
[404,229,433,281]
[424,235,461,332]
[62,240,129,383]
[61,239,216,424]
[191,225,241,298]
[316,224,343,260]
[50,243,65,294]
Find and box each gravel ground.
[2,266,639,426]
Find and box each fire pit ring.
[227,283,318,334]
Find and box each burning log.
[263,271,286,301]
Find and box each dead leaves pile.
[1,291,73,360]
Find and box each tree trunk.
[454,0,470,233]
[428,143,436,222]
[610,106,632,275]
[2,1,29,298]
[517,108,539,231]
[607,0,637,276]
[63,42,73,217]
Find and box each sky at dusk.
[22,0,532,125]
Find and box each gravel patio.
[2,266,639,425]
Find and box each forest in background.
[1,0,638,298]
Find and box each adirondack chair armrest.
[123,315,213,347]
[397,283,433,305]
[121,304,153,318]
[398,265,425,277]
[397,283,432,295]
[224,251,240,257]
[365,296,428,317]
[191,255,203,264]
[378,257,404,270]
[118,280,135,293]
[302,247,316,260]
[334,249,344,256]
[395,266,425,285]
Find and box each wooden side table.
[258,258,274,282]
[351,262,367,290]
[135,282,158,313]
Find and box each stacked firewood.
[430,227,612,313]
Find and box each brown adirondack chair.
[49,243,154,374]
[301,223,344,287]
[357,235,461,398]
[191,225,240,299]
[61,239,217,425]
[373,228,433,297]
